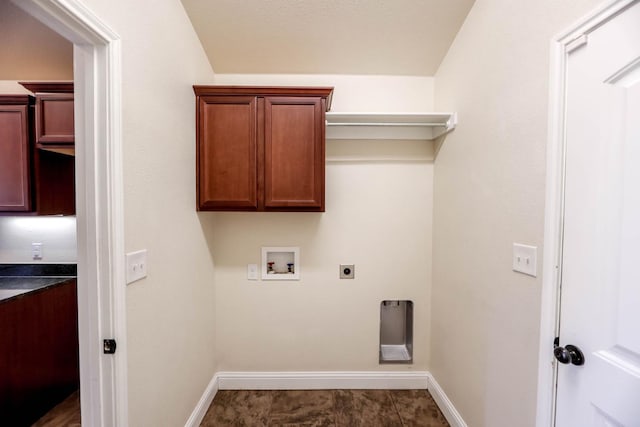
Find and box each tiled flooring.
[201,389,449,426]
[31,388,449,426]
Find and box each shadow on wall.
[198,212,322,269]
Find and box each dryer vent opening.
[379,300,413,364]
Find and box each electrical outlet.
[340,264,355,279]
[32,243,43,260]
[513,243,537,277]
[126,249,148,284]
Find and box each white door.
[556,1,640,426]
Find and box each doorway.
[539,0,640,425]
[12,0,127,425]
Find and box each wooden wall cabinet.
[15,82,76,215]
[20,81,75,154]
[194,86,333,212]
[36,92,75,147]
[0,95,34,212]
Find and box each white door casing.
[539,1,640,426]
[13,1,127,426]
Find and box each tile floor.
[31,388,449,426]
[201,389,449,426]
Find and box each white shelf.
[325,112,457,141]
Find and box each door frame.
[536,0,639,425]
[14,0,127,425]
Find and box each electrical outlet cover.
[340,264,355,279]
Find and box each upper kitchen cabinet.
[0,95,34,212]
[194,86,333,212]
[7,81,76,215]
[19,82,75,155]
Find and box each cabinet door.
[36,93,74,145]
[197,96,258,210]
[263,96,325,211]
[34,149,76,215]
[0,103,31,211]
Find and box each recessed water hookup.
[261,247,300,281]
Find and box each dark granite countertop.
[0,264,77,303]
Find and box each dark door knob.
[554,344,585,366]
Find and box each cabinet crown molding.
[193,85,334,111]
[18,81,74,94]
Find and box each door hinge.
[103,339,117,354]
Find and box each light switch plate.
[513,244,537,277]
[126,249,147,284]
[247,264,258,280]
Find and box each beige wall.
[432,0,602,425]
[0,1,72,80]
[212,74,435,112]
[206,74,434,372]
[71,0,216,425]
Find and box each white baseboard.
[427,373,468,427]
[216,371,429,390]
[185,371,466,427]
[184,374,219,427]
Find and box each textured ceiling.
[181,0,475,76]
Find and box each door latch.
[103,339,117,354]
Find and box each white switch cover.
[247,264,258,280]
[32,243,43,260]
[513,243,537,277]
[126,249,147,284]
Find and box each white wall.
[71,0,217,425]
[0,216,76,263]
[432,0,602,426]
[205,74,434,372]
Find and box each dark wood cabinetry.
[36,92,75,147]
[0,95,33,212]
[194,86,333,212]
[0,82,76,215]
[0,280,79,426]
[20,81,75,154]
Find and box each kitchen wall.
[0,216,76,263]
[0,0,73,80]
[206,74,435,372]
[58,0,217,425]
[432,0,602,425]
